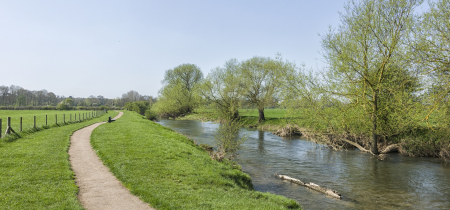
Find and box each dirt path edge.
[69,111,153,210]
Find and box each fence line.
[1,110,106,138]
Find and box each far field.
[0,110,105,135]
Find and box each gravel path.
[69,112,154,210]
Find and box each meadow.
[91,111,301,210]
[0,111,117,209]
[0,110,104,137]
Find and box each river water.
[158,120,450,210]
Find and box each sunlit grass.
[0,111,117,209]
[91,111,301,210]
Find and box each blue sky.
[2,0,353,98]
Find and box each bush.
[99,105,109,111]
[145,109,158,121]
[213,119,248,161]
[124,101,150,115]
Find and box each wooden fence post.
[0,118,2,138]
[79,113,80,122]
[6,117,10,134]
[20,117,22,132]
[5,117,15,135]
[34,116,36,129]
[64,114,65,124]
[55,114,57,125]
[46,115,47,126]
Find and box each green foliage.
[213,119,248,160]
[56,101,70,110]
[91,111,300,209]
[144,109,158,121]
[153,64,204,118]
[239,56,283,122]
[320,0,422,153]
[99,105,109,111]
[124,101,150,115]
[200,59,242,120]
[412,0,450,119]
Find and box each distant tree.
[200,59,242,119]
[97,95,105,105]
[0,85,9,106]
[162,63,203,113]
[122,90,141,103]
[239,56,282,122]
[47,92,57,105]
[16,94,26,107]
[57,98,73,110]
[153,64,203,117]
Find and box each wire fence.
[0,110,106,138]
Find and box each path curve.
[69,112,153,210]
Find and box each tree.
[239,56,282,122]
[152,83,192,118]
[16,94,26,107]
[153,64,203,117]
[200,59,242,119]
[122,90,141,103]
[413,0,450,118]
[162,63,203,113]
[321,0,421,154]
[0,85,9,106]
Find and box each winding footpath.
[69,112,153,210]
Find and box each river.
[158,119,450,210]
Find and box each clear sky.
[1,0,351,99]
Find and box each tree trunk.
[371,92,379,154]
[258,108,265,123]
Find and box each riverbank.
[90,111,301,209]
[0,112,117,209]
[179,109,450,160]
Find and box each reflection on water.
[158,120,450,210]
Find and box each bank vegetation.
[150,0,450,160]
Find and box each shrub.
[213,119,248,161]
[145,109,158,121]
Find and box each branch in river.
[276,174,341,199]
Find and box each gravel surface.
[69,112,154,210]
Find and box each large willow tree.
[322,0,421,154]
[153,63,203,118]
[200,59,242,119]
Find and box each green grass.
[0,110,104,136]
[0,111,118,209]
[91,111,301,210]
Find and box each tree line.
[151,0,450,158]
[0,85,156,110]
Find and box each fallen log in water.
[276,174,341,199]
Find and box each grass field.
[0,110,105,136]
[91,110,301,210]
[0,111,118,209]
